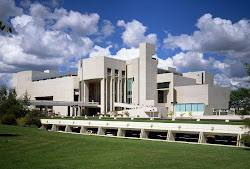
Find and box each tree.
[241,118,250,147]
[229,88,250,115]
[0,85,8,102]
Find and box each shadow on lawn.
[0,134,20,137]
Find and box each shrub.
[16,117,27,126]
[180,113,185,117]
[189,111,193,118]
[25,114,41,127]
[16,112,42,127]
[1,114,16,125]
[124,111,130,117]
[168,111,174,118]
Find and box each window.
[115,69,119,76]
[175,105,180,111]
[122,71,126,77]
[158,91,164,103]
[175,103,204,112]
[126,78,133,103]
[107,68,111,75]
[192,104,197,111]
[180,104,185,111]
[157,82,170,89]
[186,104,191,111]
[198,104,204,111]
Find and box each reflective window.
[180,104,185,111]
[198,104,204,111]
[175,105,180,111]
[186,104,191,111]
[192,104,197,111]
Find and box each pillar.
[105,77,108,113]
[140,129,148,138]
[83,81,89,102]
[167,130,175,141]
[80,126,87,133]
[101,78,106,114]
[124,78,126,103]
[110,78,113,111]
[45,106,48,116]
[51,124,58,131]
[237,134,244,147]
[117,128,125,137]
[65,125,72,132]
[72,106,75,116]
[198,132,207,143]
[97,127,105,135]
[40,124,46,130]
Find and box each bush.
[1,114,16,125]
[25,113,42,127]
[16,117,27,126]
[16,112,42,127]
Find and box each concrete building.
[13,42,230,118]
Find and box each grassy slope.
[0,125,249,169]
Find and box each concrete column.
[65,125,72,132]
[198,132,207,143]
[167,130,175,141]
[72,106,75,116]
[237,134,244,147]
[105,77,108,113]
[45,106,48,116]
[40,124,46,130]
[83,81,89,102]
[117,128,125,137]
[112,79,115,110]
[101,78,106,114]
[51,124,58,131]
[124,78,126,103]
[140,129,148,138]
[119,79,122,103]
[97,127,105,135]
[110,78,113,111]
[80,126,87,133]
[117,79,120,103]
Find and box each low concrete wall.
[41,119,249,147]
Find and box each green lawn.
[0,125,249,169]
[43,117,244,125]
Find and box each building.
[13,42,230,118]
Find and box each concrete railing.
[41,119,249,147]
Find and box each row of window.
[175,104,204,112]
[107,68,125,77]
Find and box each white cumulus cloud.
[53,11,100,35]
[164,13,250,58]
[117,19,158,48]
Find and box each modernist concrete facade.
[13,42,230,118]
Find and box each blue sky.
[0,0,249,89]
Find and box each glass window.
[157,82,170,89]
[192,104,198,111]
[198,104,204,111]
[180,104,185,111]
[122,71,125,77]
[107,68,111,75]
[175,104,180,111]
[115,69,119,76]
[186,104,191,111]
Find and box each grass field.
[0,125,249,169]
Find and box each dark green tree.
[0,85,8,102]
[241,118,250,147]
[229,88,250,115]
